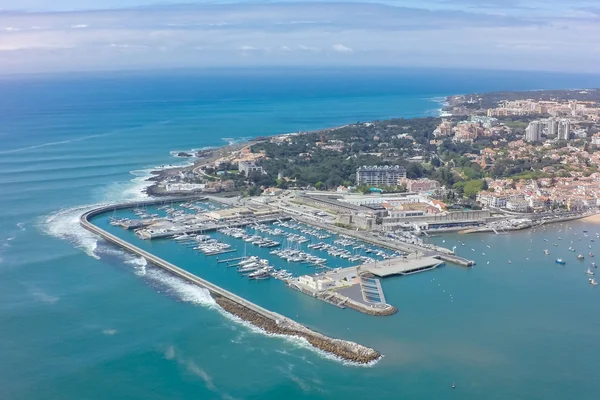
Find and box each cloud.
[332,43,353,54]
[0,2,599,73]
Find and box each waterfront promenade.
[80,199,381,364]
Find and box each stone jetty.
[80,198,382,365]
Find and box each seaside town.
[145,89,600,234]
[83,88,600,364]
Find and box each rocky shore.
[213,294,382,364]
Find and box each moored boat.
[556,258,566,265]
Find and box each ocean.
[1,67,600,399]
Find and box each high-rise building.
[557,119,571,141]
[525,121,543,142]
[356,165,407,186]
[546,118,559,137]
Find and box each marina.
[81,201,382,364]
[89,196,477,317]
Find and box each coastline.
[80,199,382,365]
[582,213,600,224]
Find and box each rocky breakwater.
[213,295,382,364]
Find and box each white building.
[546,118,559,136]
[297,275,335,292]
[238,161,264,176]
[356,165,407,186]
[557,119,571,141]
[506,196,529,212]
[525,121,543,142]
[591,134,600,146]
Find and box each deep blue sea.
[2,68,600,400]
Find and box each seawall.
[80,199,381,364]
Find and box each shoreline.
[79,198,382,365]
[582,213,600,224]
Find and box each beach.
[583,213,600,223]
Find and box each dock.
[217,256,247,264]
[80,199,381,364]
[293,215,475,267]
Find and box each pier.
[293,215,475,267]
[80,199,381,364]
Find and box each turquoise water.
[2,68,600,399]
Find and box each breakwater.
[80,200,381,364]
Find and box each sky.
[0,0,599,73]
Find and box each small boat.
[589,253,594,257]
[508,260,512,264]
[556,258,566,265]
[568,247,575,252]
[586,268,594,276]
[544,239,549,242]
[590,278,598,286]
[482,252,486,256]
[544,249,550,255]
[578,254,585,260]
[451,382,456,389]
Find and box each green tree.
[315,181,324,190]
[464,180,484,199]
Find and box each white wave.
[145,269,217,307]
[125,255,148,276]
[141,267,375,366]
[16,222,26,231]
[125,256,147,267]
[215,304,381,368]
[101,159,196,203]
[6,236,15,241]
[102,329,118,336]
[40,204,107,259]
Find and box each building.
[557,119,571,141]
[477,191,508,208]
[401,178,440,193]
[238,161,264,176]
[297,275,336,292]
[506,196,529,212]
[591,134,600,146]
[525,121,543,142]
[356,165,406,187]
[546,118,559,137]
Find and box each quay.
[292,215,475,267]
[80,199,381,364]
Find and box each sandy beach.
[582,213,600,223]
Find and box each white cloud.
[332,43,353,54]
[0,2,599,73]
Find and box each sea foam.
[40,204,107,259]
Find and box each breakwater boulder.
[213,295,381,364]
